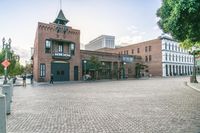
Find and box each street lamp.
[2,38,11,84]
[83,60,87,75]
[123,62,126,79]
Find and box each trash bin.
[2,84,11,115]
[0,93,7,133]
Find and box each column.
[167,64,170,76]
[162,64,166,77]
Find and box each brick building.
[109,35,193,77]
[33,10,81,82]
[33,10,143,82]
[80,50,142,79]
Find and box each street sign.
[1,60,10,68]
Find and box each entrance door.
[74,66,78,81]
[51,62,70,81]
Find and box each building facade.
[85,35,115,51]
[80,50,142,79]
[161,36,193,76]
[33,10,81,82]
[109,36,193,77]
[33,10,143,82]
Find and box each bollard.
[0,93,7,133]
[2,84,11,115]
[8,79,13,97]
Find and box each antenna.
[60,0,62,10]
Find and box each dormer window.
[45,40,51,53]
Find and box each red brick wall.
[33,22,81,82]
[110,39,163,76]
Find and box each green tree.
[88,56,102,79]
[0,50,23,76]
[157,0,200,83]
[157,0,200,48]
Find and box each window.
[165,53,168,61]
[165,43,167,50]
[40,64,46,77]
[169,54,171,61]
[149,46,152,51]
[145,56,148,62]
[145,46,148,52]
[132,49,134,54]
[58,44,63,53]
[45,40,51,53]
[137,48,140,53]
[70,43,75,55]
[149,55,152,61]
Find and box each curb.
[186,82,200,92]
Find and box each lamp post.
[123,62,126,79]
[83,60,87,75]
[2,38,11,84]
[189,47,198,83]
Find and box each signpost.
[1,60,10,68]
[2,38,11,84]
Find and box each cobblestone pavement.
[7,77,200,133]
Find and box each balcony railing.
[52,51,71,60]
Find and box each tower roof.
[54,9,69,25]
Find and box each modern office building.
[85,35,115,51]
[109,35,194,77]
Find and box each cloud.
[12,46,31,66]
[117,35,143,46]
[117,25,145,46]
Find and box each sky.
[0,0,162,65]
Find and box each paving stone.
[7,77,200,133]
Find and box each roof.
[54,10,69,25]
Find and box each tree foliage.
[88,56,102,71]
[0,50,24,76]
[157,0,200,48]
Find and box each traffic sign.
[1,60,10,68]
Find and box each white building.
[161,36,193,77]
[85,35,115,51]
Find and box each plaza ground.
[7,77,200,133]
